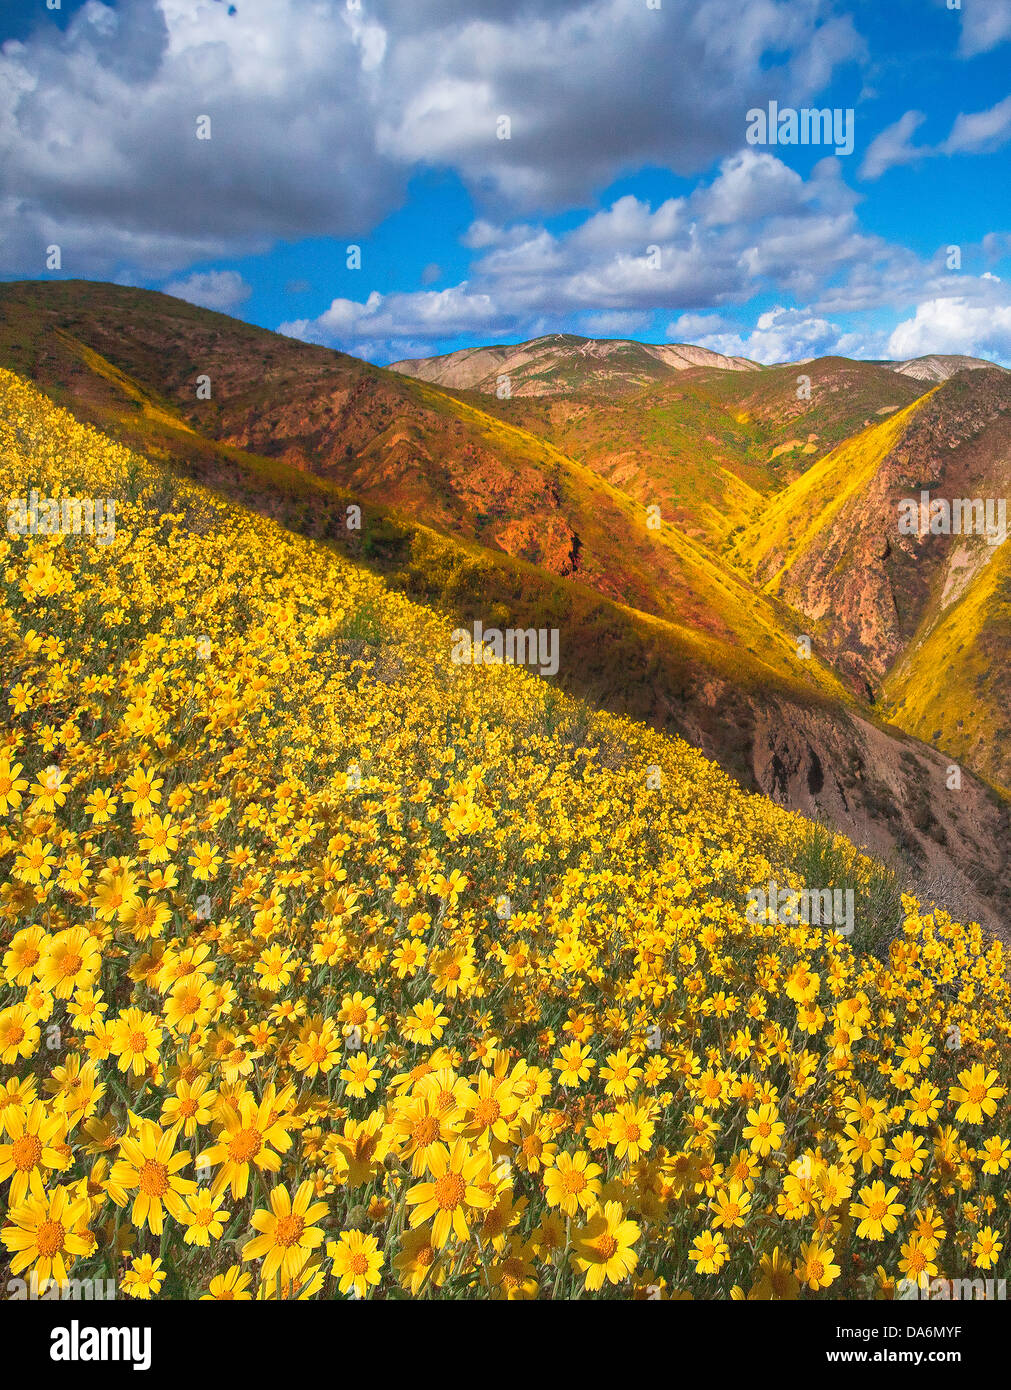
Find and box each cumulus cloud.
[285,151,889,358]
[375,0,861,208]
[886,283,1011,362]
[690,306,844,365]
[0,0,861,275]
[279,283,512,349]
[160,268,252,310]
[1,0,402,274]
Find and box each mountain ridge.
[390,333,1006,397]
[389,332,760,395]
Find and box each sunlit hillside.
[883,540,1011,795]
[728,368,1011,788]
[2,369,1010,1301]
[480,357,926,544]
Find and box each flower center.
[12,1134,42,1170]
[433,1173,466,1210]
[138,1160,169,1196]
[274,1214,305,1247]
[228,1128,262,1163]
[412,1117,440,1145]
[36,1219,65,1257]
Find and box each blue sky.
[2,0,1010,364]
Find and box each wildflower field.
[1,368,1009,1301]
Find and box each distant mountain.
[389,333,759,396]
[889,354,1005,382]
[391,338,1007,397]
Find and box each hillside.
[478,357,926,543]
[1,368,1010,1303]
[882,539,1011,791]
[1,282,1009,931]
[389,333,759,396]
[729,369,1011,789]
[890,354,1005,383]
[0,281,820,665]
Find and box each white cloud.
[702,151,806,226]
[0,0,862,274]
[279,283,510,349]
[957,0,1011,57]
[886,288,1011,362]
[860,99,1011,183]
[692,306,842,364]
[160,268,252,310]
[860,111,926,180]
[942,95,1011,154]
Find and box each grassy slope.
[882,541,1011,793]
[727,397,934,591]
[2,366,1009,1303]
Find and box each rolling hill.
[889,353,1005,383]
[475,356,927,544]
